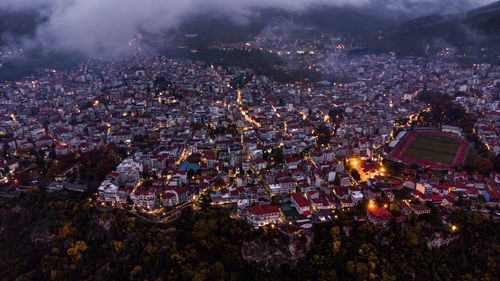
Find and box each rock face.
[241,233,312,270]
[95,213,115,231]
[30,221,56,243]
[426,232,458,249]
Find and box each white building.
[98,181,119,203]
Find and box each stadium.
[391,129,468,169]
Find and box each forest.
[0,189,498,281]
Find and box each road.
[127,199,193,223]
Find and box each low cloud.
[0,0,496,56]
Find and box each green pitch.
[402,134,461,165]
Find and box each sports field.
[401,133,461,165]
[392,130,468,169]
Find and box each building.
[416,183,433,194]
[368,206,393,228]
[162,187,189,207]
[411,204,431,215]
[395,200,412,216]
[116,186,133,204]
[130,186,159,209]
[291,193,311,217]
[242,159,251,172]
[98,182,119,203]
[245,204,281,226]
[279,178,297,194]
[442,125,462,135]
[55,145,69,156]
[116,157,143,185]
[65,183,87,192]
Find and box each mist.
[0,0,497,57]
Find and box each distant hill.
[0,9,83,81]
[0,9,42,47]
[465,1,500,36]
[373,1,500,59]
[152,6,390,52]
[152,2,500,63]
[1,2,500,81]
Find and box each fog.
[0,0,496,56]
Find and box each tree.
[472,158,493,175]
[1,143,10,159]
[187,169,195,179]
[199,193,211,209]
[351,169,361,181]
[334,174,341,186]
[383,160,403,176]
[130,265,142,280]
[141,171,151,179]
[14,171,33,186]
[28,163,38,170]
[78,165,87,180]
[214,178,225,188]
[315,124,331,146]
[48,151,56,159]
[491,154,500,173]
[96,157,117,181]
[409,163,419,170]
[273,148,283,165]
[405,229,419,246]
[330,226,341,255]
[271,195,281,205]
[328,107,345,130]
[186,153,201,163]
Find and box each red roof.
[203,151,216,160]
[247,204,279,215]
[118,186,133,192]
[7,183,18,191]
[369,207,393,219]
[395,216,406,222]
[176,187,187,194]
[467,188,478,195]
[162,193,175,199]
[280,178,296,184]
[432,194,443,202]
[291,193,309,208]
[312,199,328,206]
[488,191,500,200]
[37,135,53,141]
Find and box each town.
[1,43,500,235]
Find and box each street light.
[369,200,375,209]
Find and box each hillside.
[374,1,500,58]
[0,191,498,280]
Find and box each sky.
[0,0,496,56]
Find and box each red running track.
[391,130,468,169]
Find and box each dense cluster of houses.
[0,39,499,228]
